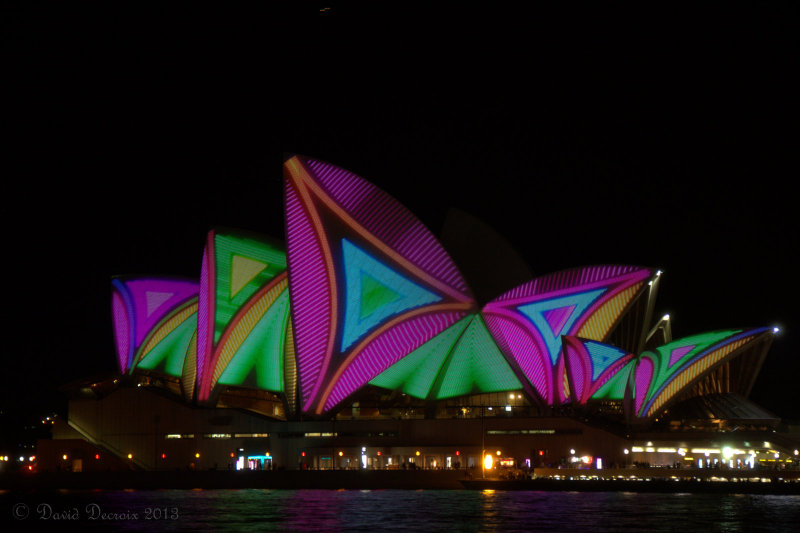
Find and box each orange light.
[230,452,235,458]
[161,453,166,459]
[377,451,381,456]
[95,454,100,460]
[301,452,306,457]
[456,450,460,456]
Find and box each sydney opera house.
[39,155,791,474]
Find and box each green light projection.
[135,311,198,377]
[216,289,291,392]
[212,233,287,344]
[639,329,742,407]
[590,359,635,400]
[370,314,521,400]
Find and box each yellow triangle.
[230,255,268,298]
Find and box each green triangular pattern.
[369,316,471,399]
[434,315,522,399]
[135,312,198,377]
[643,329,742,407]
[359,272,402,319]
[590,360,635,400]
[213,233,287,344]
[216,290,290,392]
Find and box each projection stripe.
[137,300,198,365]
[324,311,467,410]
[285,181,332,408]
[645,336,753,417]
[577,283,642,340]
[305,158,468,293]
[210,278,289,387]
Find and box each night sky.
[3,3,798,423]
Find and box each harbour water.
[3,489,800,532]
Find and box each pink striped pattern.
[490,265,644,302]
[483,265,652,405]
[111,291,130,373]
[285,180,334,410]
[304,158,470,295]
[634,356,655,415]
[324,311,467,410]
[196,247,212,399]
[483,313,550,403]
[563,338,586,402]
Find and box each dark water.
[3,489,799,532]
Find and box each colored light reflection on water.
[3,489,800,531]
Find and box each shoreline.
[2,468,799,494]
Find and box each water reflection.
[2,490,799,532]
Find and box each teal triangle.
[517,288,605,365]
[585,340,629,381]
[340,238,442,352]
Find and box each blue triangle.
[340,239,442,352]
[517,289,605,365]
[584,341,628,381]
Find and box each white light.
[505,405,512,412]
[656,270,662,276]
[722,447,734,460]
[773,327,780,333]
[484,454,493,470]
[662,314,670,321]
[570,449,575,455]
[623,449,629,455]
